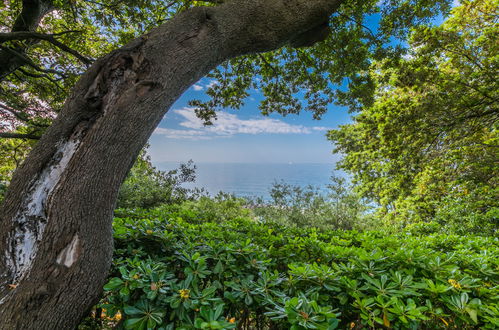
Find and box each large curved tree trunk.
[0,0,343,328]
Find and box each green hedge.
[87,208,498,329]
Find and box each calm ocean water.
[156,162,342,199]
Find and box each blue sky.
[148,78,351,164]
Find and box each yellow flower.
[229,317,236,323]
[179,289,190,299]
[350,322,355,329]
[448,279,462,289]
[132,274,140,279]
[146,230,153,235]
[101,309,122,321]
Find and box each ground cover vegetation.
[79,206,498,329]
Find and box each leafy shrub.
[172,192,253,224]
[117,150,200,209]
[249,177,372,230]
[432,186,498,236]
[86,208,499,329]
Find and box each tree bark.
[0,0,343,328]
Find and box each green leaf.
[124,317,146,329]
[213,304,224,320]
[124,305,143,315]
[466,308,478,324]
[104,277,124,290]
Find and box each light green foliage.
[166,192,252,224]
[328,0,498,231]
[249,177,372,230]
[0,134,32,180]
[117,150,198,209]
[84,208,498,329]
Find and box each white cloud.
[154,107,332,140]
[192,84,203,91]
[311,126,329,132]
[153,128,212,140]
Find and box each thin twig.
[0,103,30,122]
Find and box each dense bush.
[173,193,252,224]
[117,150,200,209]
[249,177,373,231]
[84,207,499,329]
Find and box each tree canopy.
[328,0,498,232]
[1,0,455,132]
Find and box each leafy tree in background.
[0,0,456,327]
[328,0,498,232]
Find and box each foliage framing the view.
[1,0,456,203]
[328,0,498,231]
[1,0,455,134]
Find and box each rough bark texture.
[0,0,344,328]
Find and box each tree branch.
[0,31,92,65]
[0,30,81,42]
[0,103,30,123]
[0,45,67,77]
[0,132,41,139]
[337,11,381,45]
[0,0,55,81]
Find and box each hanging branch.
[0,31,92,65]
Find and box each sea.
[156,162,343,200]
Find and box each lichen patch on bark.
[7,139,80,282]
[56,234,80,268]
